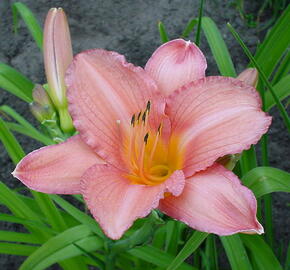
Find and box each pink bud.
[237,68,258,87]
[32,84,53,107]
[43,8,74,132]
[30,102,55,123]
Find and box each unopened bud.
[30,102,55,123]
[237,68,258,87]
[32,84,53,107]
[43,8,74,132]
[217,154,241,170]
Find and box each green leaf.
[73,242,105,270]
[242,167,290,198]
[201,17,236,77]
[0,183,54,242]
[158,21,169,43]
[0,105,54,145]
[0,63,33,102]
[272,49,290,85]
[165,221,185,255]
[265,74,290,111]
[254,5,290,78]
[50,194,105,238]
[31,236,102,270]
[227,23,290,133]
[17,193,80,227]
[0,117,25,164]
[152,226,166,249]
[181,19,197,38]
[5,122,53,145]
[195,0,204,46]
[0,242,37,256]
[166,231,208,270]
[220,235,253,270]
[31,192,68,232]
[240,146,257,175]
[205,235,218,270]
[0,213,56,235]
[20,225,102,270]
[128,246,194,270]
[0,182,45,227]
[0,230,42,244]
[12,2,43,50]
[241,235,283,270]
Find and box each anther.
[158,123,162,134]
[144,133,149,144]
[142,111,147,123]
[131,114,136,126]
[146,100,151,112]
[137,111,142,122]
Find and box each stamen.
[139,133,149,177]
[129,114,139,170]
[148,123,162,168]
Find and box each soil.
[0,0,289,269]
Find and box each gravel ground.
[0,0,289,269]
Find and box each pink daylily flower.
[13,39,271,239]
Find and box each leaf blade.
[0,63,33,102]
[12,2,43,50]
[241,235,283,270]
[242,166,290,198]
[220,235,253,270]
[201,17,236,77]
[166,231,208,270]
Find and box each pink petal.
[159,164,263,235]
[12,135,104,194]
[66,49,165,169]
[145,39,207,96]
[81,164,185,239]
[166,76,271,176]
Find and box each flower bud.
[30,102,55,123]
[43,8,74,132]
[32,84,53,107]
[237,68,258,87]
[217,154,241,170]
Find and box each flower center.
[124,101,181,186]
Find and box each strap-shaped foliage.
[0,63,33,102]
[12,2,43,50]
[243,166,290,198]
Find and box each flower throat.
[125,101,181,186]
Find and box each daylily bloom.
[13,39,271,239]
[43,8,74,132]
